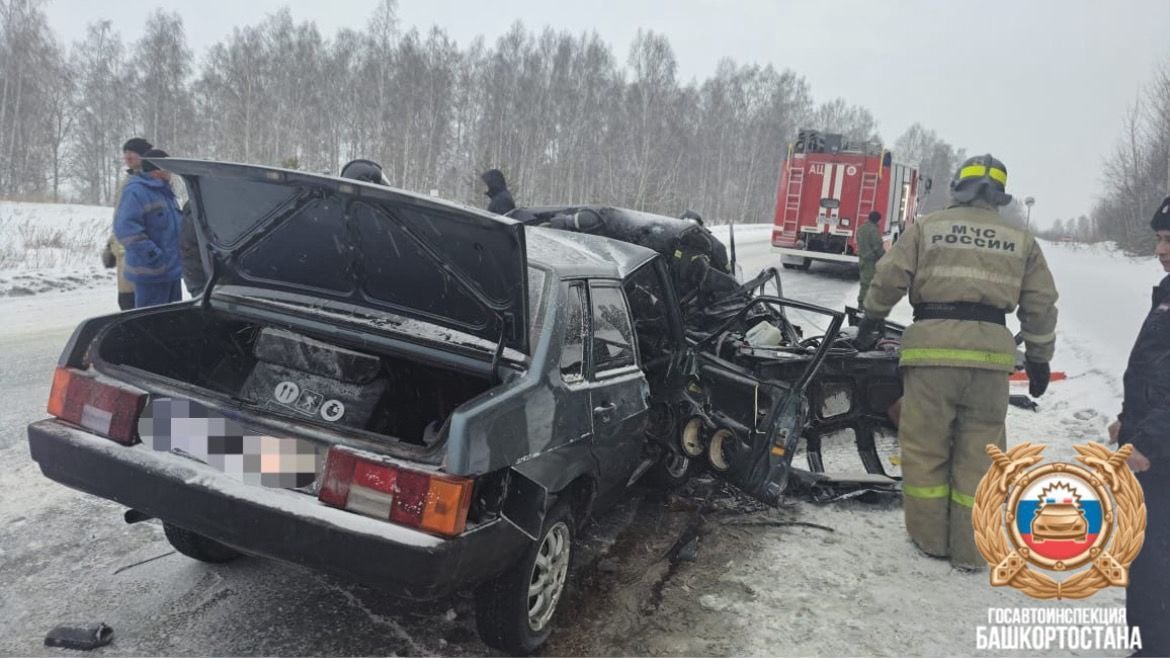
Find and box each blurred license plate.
[139,397,324,489]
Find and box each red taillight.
[318,446,474,537]
[318,447,357,507]
[389,469,429,526]
[47,367,146,444]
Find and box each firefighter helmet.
[950,154,1011,206]
[340,159,389,185]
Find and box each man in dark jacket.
[1110,194,1170,656]
[179,201,207,297]
[481,169,515,215]
[114,149,183,307]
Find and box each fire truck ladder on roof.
[782,166,804,235]
[856,171,879,224]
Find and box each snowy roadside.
[0,201,117,298]
[0,202,776,301]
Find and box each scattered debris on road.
[44,622,114,650]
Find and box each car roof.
[525,226,658,279]
[515,204,731,275]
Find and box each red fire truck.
[771,130,925,270]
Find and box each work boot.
[910,537,948,561]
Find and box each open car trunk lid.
[163,158,530,354]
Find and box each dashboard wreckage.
[513,205,907,502]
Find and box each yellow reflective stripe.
[901,348,1015,367]
[921,265,1022,286]
[958,165,1008,186]
[904,483,950,499]
[951,489,976,508]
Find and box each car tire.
[474,502,573,655]
[795,257,812,271]
[163,522,243,564]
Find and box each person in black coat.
[1111,194,1170,657]
[481,169,515,215]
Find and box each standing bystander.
[1110,195,1170,656]
[114,149,183,308]
[102,137,152,309]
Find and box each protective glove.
[855,316,884,351]
[1025,360,1050,398]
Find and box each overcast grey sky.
[43,0,1170,227]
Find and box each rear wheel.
[163,522,242,564]
[794,257,812,271]
[475,502,573,655]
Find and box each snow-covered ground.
[0,201,117,297]
[0,205,1160,656]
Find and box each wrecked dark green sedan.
[27,160,855,654]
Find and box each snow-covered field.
[0,203,1162,656]
[0,201,116,297]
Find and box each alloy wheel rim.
[527,521,571,632]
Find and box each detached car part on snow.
[27,162,839,655]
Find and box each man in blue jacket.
[114,149,183,308]
[1110,194,1170,657]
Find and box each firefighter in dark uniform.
[857,154,1059,570]
[1110,195,1170,656]
[857,210,885,310]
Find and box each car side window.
[560,283,586,382]
[590,284,636,374]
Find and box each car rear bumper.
[27,419,530,599]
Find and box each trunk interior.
[93,307,494,447]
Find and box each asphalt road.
[0,232,865,656]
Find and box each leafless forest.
[8,0,1162,235]
[0,0,979,222]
